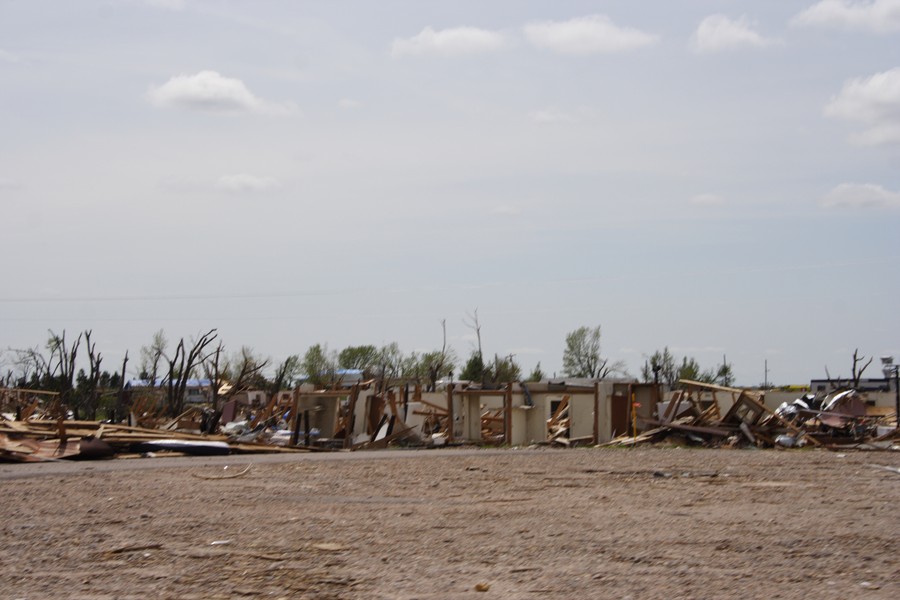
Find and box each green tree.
[562,325,624,378]
[374,342,404,382]
[641,347,677,386]
[416,319,456,391]
[459,350,486,382]
[643,349,735,388]
[677,356,703,382]
[527,362,545,382]
[487,354,521,386]
[338,345,380,374]
[713,356,735,387]
[398,351,422,381]
[302,344,336,388]
[418,349,457,391]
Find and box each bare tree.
[115,350,129,421]
[226,347,269,397]
[851,348,873,388]
[824,348,874,390]
[463,309,484,360]
[47,330,82,417]
[163,329,218,417]
[423,319,456,391]
[374,343,403,389]
[81,330,103,420]
[203,342,226,412]
[202,343,268,416]
[139,329,167,383]
[8,346,49,387]
[269,354,301,398]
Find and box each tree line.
[3,322,737,419]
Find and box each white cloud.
[691,15,777,53]
[792,0,900,33]
[824,67,900,144]
[529,108,576,123]
[148,70,297,115]
[391,26,506,57]
[523,14,659,55]
[821,183,900,208]
[339,98,362,109]
[216,174,281,193]
[0,49,20,63]
[689,193,725,206]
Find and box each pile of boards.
[603,380,899,451]
[0,418,307,463]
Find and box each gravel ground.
[1,447,898,599]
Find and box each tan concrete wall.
[569,393,596,440]
[526,395,551,443]
[596,381,616,444]
[510,407,529,446]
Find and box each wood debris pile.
[0,380,433,462]
[0,416,313,462]
[603,380,899,451]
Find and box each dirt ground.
[1,447,898,599]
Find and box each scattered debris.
[1,376,896,461]
[867,464,900,476]
[191,464,253,480]
[603,380,898,451]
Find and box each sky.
[1,0,899,386]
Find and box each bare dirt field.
[2,447,898,599]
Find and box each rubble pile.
[2,377,897,462]
[603,380,899,450]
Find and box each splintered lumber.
[351,425,415,451]
[600,427,668,447]
[412,409,445,417]
[694,402,720,425]
[416,397,448,413]
[0,420,230,448]
[0,434,113,462]
[548,396,570,425]
[678,380,759,397]
[641,419,735,437]
[161,407,203,431]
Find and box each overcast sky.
[2,0,899,386]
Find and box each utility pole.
[881,356,899,431]
[895,366,899,431]
[764,359,769,390]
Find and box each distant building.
[809,378,892,394]
[125,378,213,403]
